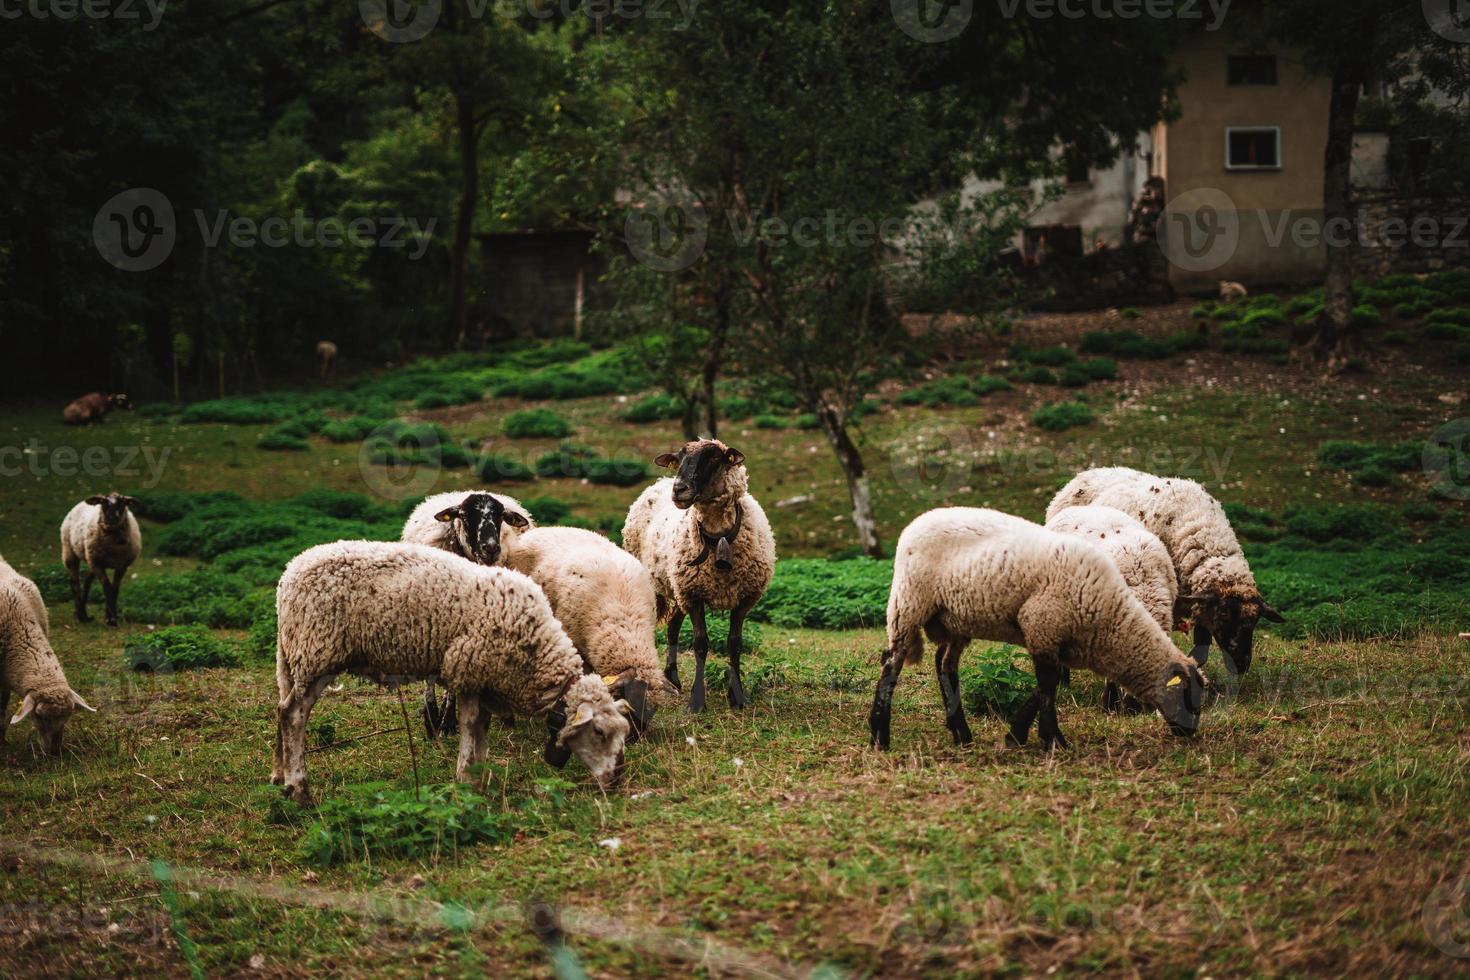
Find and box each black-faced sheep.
[869,508,1206,752]
[623,440,776,713]
[1046,467,1283,673]
[271,541,632,805]
[60,493,141,627]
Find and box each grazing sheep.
[316,340,338,379]
[1046,467,1283,673]
[1,555,96,755]
[1044,504,1205,712]
[502,525,664,738]
[623,440,776,713]
[1218,280,1248,303]
[60,493,141,627]
[401,490,534,737]
[62,392,131,425]
[271,541,632,805]
[868,508,1207,752]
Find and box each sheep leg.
[1034,657,1068,752]
[867,649,905,750]
[454,694,487,784]
[687,601,709,714]
[1006,693,1041,747]
[1192,622,1214,667]
[280,675,334,806]
[0,690,8,745]
[664,609,685,692]
[103,566,126,627]
[70,563,92,623]
[935,641,973,746]
[726,601,753,709]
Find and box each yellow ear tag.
[1166,676,1184,688]
[601,675,618,687]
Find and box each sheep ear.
[10,692,36,725]
[724,448,745,467]
[502,510,529,529]
[434,507,460,523]
[543,739,572,769]
[120,496,139,510]
[70,689,97,712]
[1258,601,1285,623]
[623,680,654,734]
[558,702,596,744]
[85,495,105,506]
[654,453,678,469]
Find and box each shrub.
[320,417,387,443]
[535,443,650,486]
[1283,504,1397,543]
[1383,330,1410,345]
[1119,307,1140,319]
[180,396,300,425]
[1188,304,1216,319]
[1221,322,1290,356]
[1222,503,1281,542]
[413,377,484,409]
[1423,322,1470,342]
[1016,366,1057,385]
[753,557,892,630]
[621,394,685,423]
[131,490,247,524]
[475,453,535,483]
[1009,344,1076,367]
[258,426,311,451]
[1316,440,1421,485]
[298,784,521,866]
[1079,329,1173,359]
[959,646,1034,718]
[502,408,573,439]
[520,495,572,525]
[1031,401,1094,431]
[898,376,983,407]
[1351,305,1384,329]
[247,607,277,661]
[794,413,821,429]
[972,375,1013,395]
[29,564,74,604]
[1425,307,1470,327]
[293,489,378,520]
[754,414,791,429]
[125,625,240,672]
[123,571,264,628]
[1166,330,1209,352]
[1391,301,1430,320]
[1240,308,1286,329]
[1284,294,1322,315]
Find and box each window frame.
[1224,126,1282,171]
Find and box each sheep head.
[11,687,96,756]
[1175,589,1283,674]
[434,492,528,566]
[85,492,138,531]
[1154,662,1206,737]
[546,675,631,791]
[653,440,745,510]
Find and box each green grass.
[2,318,1468,975]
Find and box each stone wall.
[1351,192,1470,280]
[1018,243,1174,311]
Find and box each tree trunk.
[447,93,478,351]
[1312,64,1362,366]
[815,402,882,558]
[700,282,730,439]
[680,393,700,442]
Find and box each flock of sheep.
[0,438,1284,809]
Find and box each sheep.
[868,507,1207,752]
[316,340,337,379]
[1046,467,1283,674]
[62,392,131,425]
[60,493,141,627]
[270,540,633,805]
[1,555,96,755]
[400,490,534,737]
[1218,280,1248,303]
[623,439,776,713]
[501,525,664,738]
[1044,504,1207,713]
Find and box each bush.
[621,394,685,423]
[124,625,240,671]
[1079,329,1173,359]
[29,564,74,604]
[1425,307,1470,327]
[1222,503,1282,542]
[319,417,387,443]
[1351,305,1384,330]
[298,784,521,866]
[753,558,892,630]
[1283,504,1397,543]
[898,374,1010,407]
[1009,344,1076,367]
[1423,322,1470,342]
[123,571,264,628]
[475,453,535,483]
[1188,304,1216,319]
[1031,401,1094,431]
[1240,308,1286,329]
[1058,357,1118,388]
[1016,366,1057,385]
[180,396,301,425]
[657,616,766,654]
[258,425,311,451]
[293,489,377,520]
[959,646,1034,718]
[1316,440,1421,485]
[535,443,650,486]
[1221,322,1290,356]
[1383,330,1410,345]
[413,377,484,410]
[1166,330,1209,352]
[520,495,573,525]
[502,408,573,439]
[247,607,277,661]
[1119,307,1140,319]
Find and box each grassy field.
[2,302,1469,976]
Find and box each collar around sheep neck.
[688,502,743,571]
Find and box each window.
[1228,55,1277,86]
[1225,127,1281,170]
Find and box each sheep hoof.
[1004,732,1027,749]
[283,784,313,807]
[268,771,283,786]
[727,687,747,710]
[1041,733,1069,752]
[664,667,682,692]
[75,612,91,623]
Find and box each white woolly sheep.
[316,340,337,379]
[1,555,96,754]
[60,493,141,627]
[502,525,664,736]
[869,507,1207,752]
[1044,504,1204,712]
[271,541,632,805]
[1046,467,1283,673]
[1218,280,1248,303]
[623,439,776,713]
[62,392,131,425]
[401,489,535,736]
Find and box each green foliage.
[125,625,240,671]
[1118,307,1140,319]
[1166,330,1209,352]
[1316,440,1421,486]
[1222,503,1283,542]
[1283,504,1398,543]
[502,408,573,439]
[1351,305,1384,330]
[28,564,75,604]
[754,414,791,429]
[621,394,686,423]
[519,496,573,525]
[247,607,278,661]
[897,374,1011,407]
[754,558,892,630]
[1425,307,1470,327]
[1079,329,1174,359]
[258,425,311,451]
[319,417,389,443]
[959,646,1035,718]
[1016,366,1058,385]
[1423,322,1470,342]
[534,443,650,486]
[1221,320,1290,356]
[1240,308,1286,329]
[362,420,472,469]
[124,571,268,628]
[1058,357,1117,387]
[657,616,766,654]
[298,784,521,867]
[1009,344,1076,367]
[475,454,536,483]
[490,347,647,400]
[1031,401,1094,431]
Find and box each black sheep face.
[434,493,527,566]
[1156,662,1207,736]
[1192,592,1284,674]
[85,492,136,532]
[654,440,745,510]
